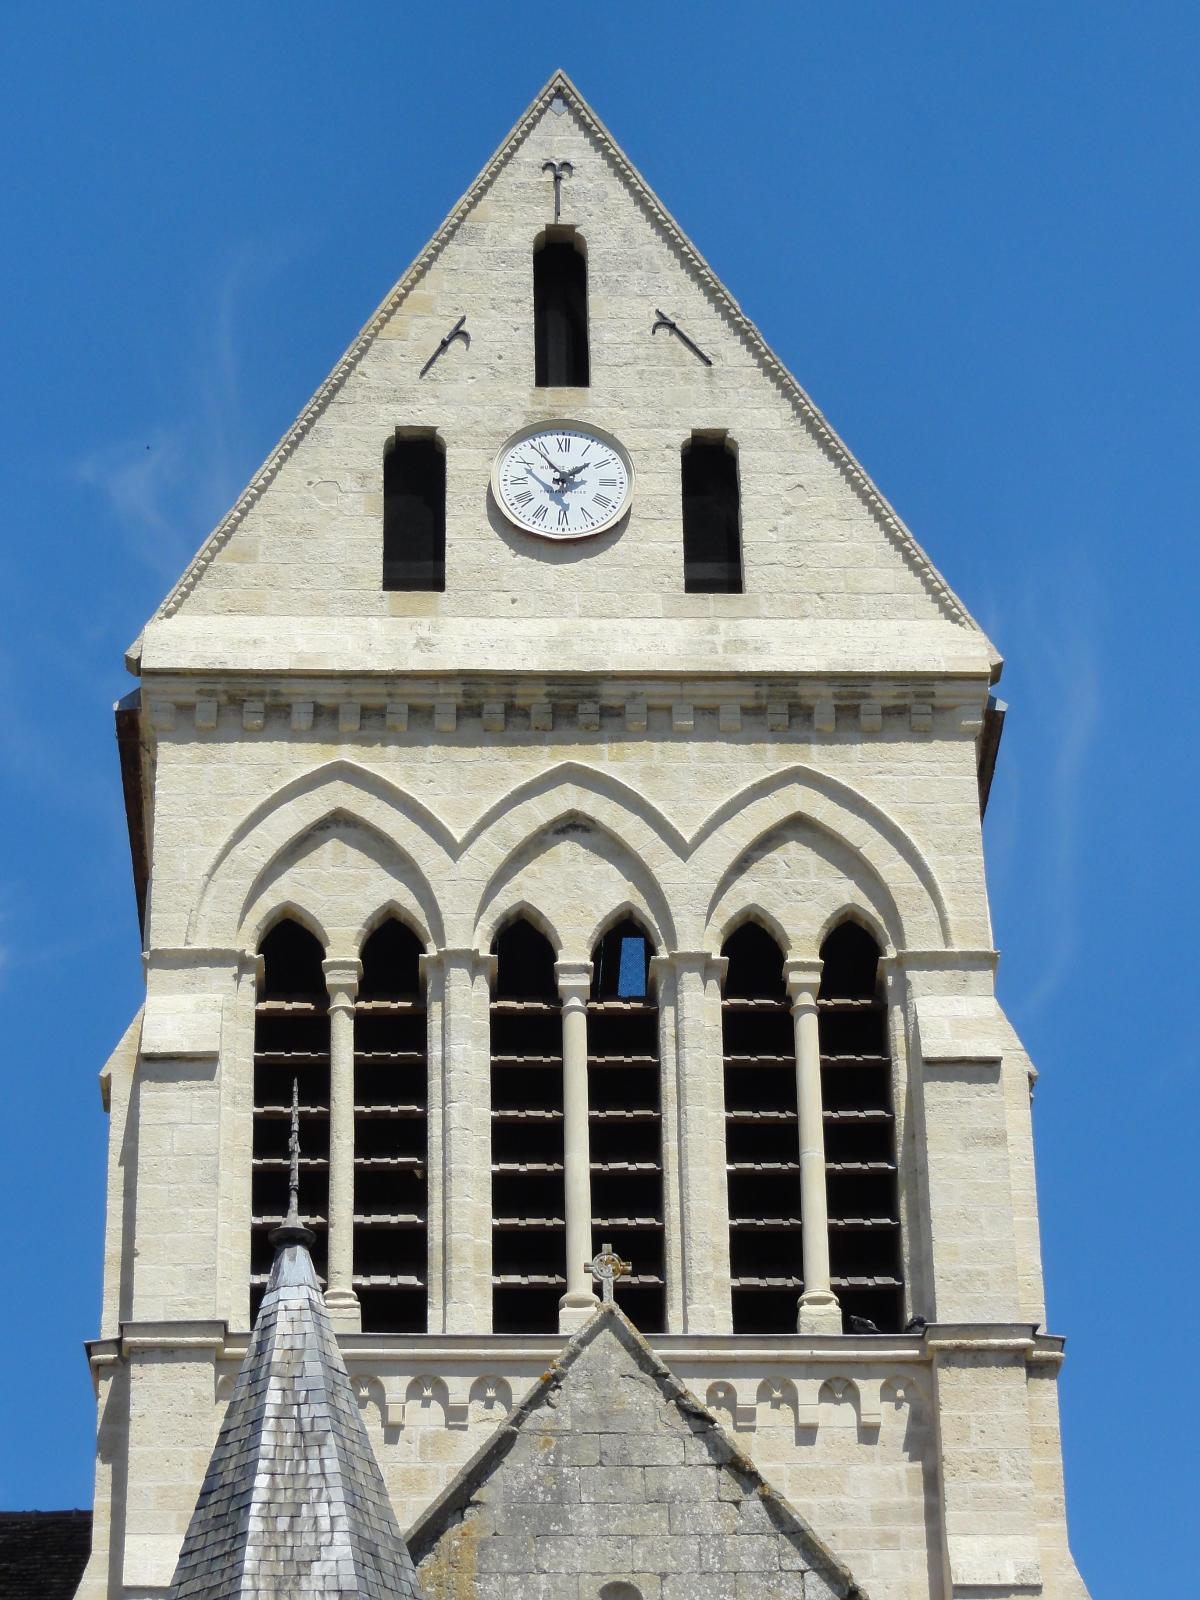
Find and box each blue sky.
[1,2,1196,1591]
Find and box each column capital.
[649,950,728,985]
[419,947,496,984]
[783,958,823,1006]
[554,959,593,1004]
[322,956,362,1008]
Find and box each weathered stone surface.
[410,1308,861,1600]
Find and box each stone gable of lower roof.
[408,1305,864,1600]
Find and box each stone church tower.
[77,71,1089,1600]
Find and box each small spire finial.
[286,1077,302,1225]
[270,1077,315,1249]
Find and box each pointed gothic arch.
[187,760,451,949]
[693,764,953,950]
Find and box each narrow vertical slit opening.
[534,233,589,387]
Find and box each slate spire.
[166,1084,424,1599]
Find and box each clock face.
[491,422,633,539]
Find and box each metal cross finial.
[586,1241,631,1305]
[541,159,573,221]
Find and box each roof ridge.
[138,70,980,649]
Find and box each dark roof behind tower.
[0,1511,92,1600]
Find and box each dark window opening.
[534,237,589,387]
[353,918,428,1333]
[359,916,423,1000]
[588,917,664,1332]
[260,918,326,1000]
[723,921,785,1001]
[493,917,558,1001]
[592,918,650,1000]
[682,437,742,593]
[251,919,330,1323]
[490,918,564,1331]
[818,922,903,1333]
[383,434,445,592]
[720,922,799,1333]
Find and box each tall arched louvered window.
[818,921,903,1332]
[490,918,563,1332]
[534,234,589,387]
[588,917,664,1331]
[720,922,799,1333]
[353,918,428,1332]
[252,919,330,1320]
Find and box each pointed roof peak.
[167,1187,422,1599]
[134,72,985,653]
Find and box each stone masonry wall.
[413,1314,856,1600]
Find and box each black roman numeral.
[555,436,570,453]
[531,504,547,524]
[512,490,533,506]
[593,493,614,509]
[599,477,617,486]
[557,508,570,528]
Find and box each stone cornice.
[137,674,990,747]
[87,1322,1067,1371]
[136,70,988,651]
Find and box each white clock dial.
[491,422,633,539]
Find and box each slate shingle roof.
[0,1510,92,1600]
[166,1237,423,1599]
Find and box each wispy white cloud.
[73,231,313,584]
[1020,566,1104,1017]
[74,429,194,579]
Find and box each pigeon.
[904,1315,928,1334]
[847,1313,881,1335]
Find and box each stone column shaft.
[422,948,495,1333]
[654,952,731,1333]
[323,956,361,1330]
[556,959,595,1331]
[785,958,840,1334]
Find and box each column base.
[558,1291,599,1333]
[796,1290,842,1334]
[325,1288,362,1332]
